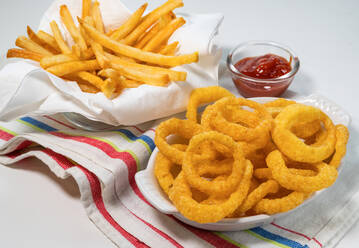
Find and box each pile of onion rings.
[154,86,350,223]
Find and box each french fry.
[97,69,126,93]
[115,54,136,63]
[98,69,144,90]
[168,11,176,19]
[143,17,185,52]
[83,16,95,28]
[110,3,148,41]
[85,48,95,58]
[46,60,100,76]
[121,79,144,88]
[75,23,96,59]
[105,77,122,94]
[63,74,100,93]
[83,15,109,68]
[15,36,53,56]
[110,61,170,86]
[82,0,92,19]
[75,71,116,98]
[134,12,173,49]
[80,25,91,46]
[135,11,174,45]
[106,28,115,36]
[7,48,44,62]
[105,52,186,81]
[98,68,118,78]
[60,5,87,52]
[72,44,82,58]
[40,54,78,68]
[134,23,160,49]
[88,7,109,68]
[123,0,184,45]
[80,20,198,67]
[160,41,179,55]
[27,26,59,54]
[114,82,124,93]
[78,81,101,93]
[50,21,72,54]
[37,31,61,53]
[91,41,109,68]
[92,1,105,34]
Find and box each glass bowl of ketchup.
[227,41,300,97]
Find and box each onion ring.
[186,86,234,123]
[264,98,296,108]
[201,104,261,156]
[222,107,261,128]
[253,191,307,215]
[237,180,279,214]
[196,158,233,177]
[183,131,246,195]
[201,104,260,131]
[264,98,296,118]
[154,118,204,164]
[169,160,253,223]
[212,177,262,218]
[272,104,336,163]
[266,150,338,192]
[265,100,322,139]
[254,167,317,180]
[210,98,272,153]
[329,124,349,168]
[154,144,187,195]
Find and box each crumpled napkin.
[0,0,223,125]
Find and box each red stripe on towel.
[42,149,149,248]
[271,222,311,241]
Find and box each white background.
[0,0,358,247]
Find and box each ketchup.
[235,54,291,79]
[231,54,293,97]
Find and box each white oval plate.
[135,94,351,231]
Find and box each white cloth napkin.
[0,0,223,125]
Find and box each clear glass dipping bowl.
[227,41,300,97]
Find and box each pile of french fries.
[7,0,198,98]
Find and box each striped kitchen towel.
[0,114,358,248]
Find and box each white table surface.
[0,0,358,247]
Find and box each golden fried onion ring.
[254,167,317,180]
[154,118,203,164]
[272,104,336,163]
[237,180,279,214]
[196,158,233,177]
[212,97,272,143]
[186,86,234,123]
[169,160,253,223]
[264,98,296,108]
[253,191,307,215]
[183,131,246,195]
[155,144,187,195]
[264,98,296,118]
[329,124,349,168]
[266,150,338,192]
[265,99,321,139]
